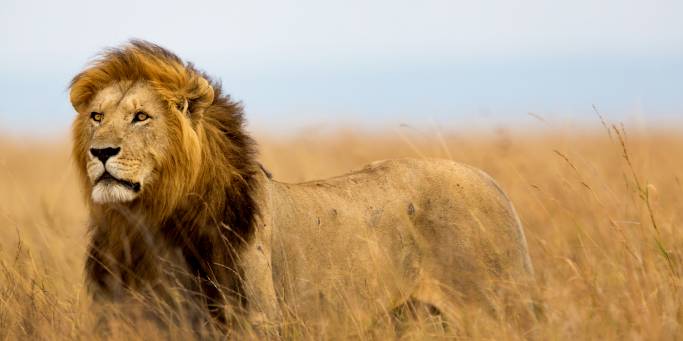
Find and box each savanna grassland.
[1,121,682,340]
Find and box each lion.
[70,40,538,336]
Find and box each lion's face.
[76,81,171,204]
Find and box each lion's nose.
[90,147,121,164]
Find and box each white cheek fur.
[91,182,138,203]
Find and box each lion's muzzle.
[87,145,147,204]
[96,172,141,193]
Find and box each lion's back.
[281,158,530,268]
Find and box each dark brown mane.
[71,40,260,323]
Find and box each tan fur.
[70,41,537,334]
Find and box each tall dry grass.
[1,122,682,339]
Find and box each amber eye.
[90,112,103,122]
[133,111,149,122]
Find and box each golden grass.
[1,123,682,339]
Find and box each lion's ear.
[69,74,94,114]
[184,76,214,120]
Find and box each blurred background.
[1,0,682,136]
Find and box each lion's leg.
[407,275,504,337]
[390,298,448,339]
[410,277,461,330]
[411,274,540,338]
[238,235,282,336]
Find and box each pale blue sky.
[1,0,682,135]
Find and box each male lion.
[70,40,537,336]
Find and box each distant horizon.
[1,109,679,142]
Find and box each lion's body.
[265,158,534,325]
[69,41,536,334]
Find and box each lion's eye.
[133,111,149,122]
[90,112,103,122]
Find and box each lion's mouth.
[96,172,141,192]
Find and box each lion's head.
[70,41,257,225]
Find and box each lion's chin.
[91,182,139,204]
